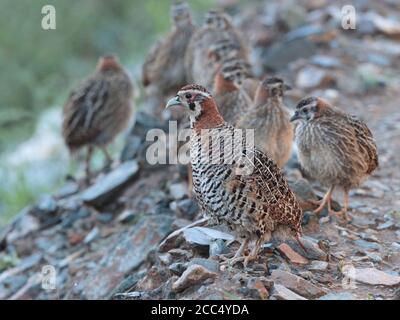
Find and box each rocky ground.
[0,0,400,300]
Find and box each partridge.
[142,1,195,97]
[166,84,303,266]
[237,77,293,168]
[62,54,134,178]
[291,97,379,220]
[213,62,253,125]
[184,10,249,89]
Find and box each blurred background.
[0,0,217,226]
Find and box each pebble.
[377,221,394,230]
[209,239,228,257]
[318,292,356,300]
[270,270,326,299]
[343,267,400,286]
[246,278,269,300]
[169,183,188,200]
[354,239,381,251]
[117,210,136,223]
[169,262,187,276]
[83,227,100,245]
[272,284,307,300]
[172,264,217,293]
[309,260,329,271]
[277,243,309,265]
[189,258,220,273]
[175,198,199,220]
[96,213,113,224]
[182,227,234,246]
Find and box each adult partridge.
[63,54,134,178]
[166,84,303,266]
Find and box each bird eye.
[185,93,192,99]
[302,108,308,113]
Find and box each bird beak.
[290,112,300,122]
[165,96,181,109]
[283,84,292,91]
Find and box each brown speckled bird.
[142,1,195,97]
[291,97,379,221]
[184,10,249,89]
[62,54,134,178]
[237,77,293,168]
[213,62,253,125]
[166,84,303,266]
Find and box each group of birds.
[62,2,379,267]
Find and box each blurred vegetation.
[0,0,222,226]
[0,0,216,153]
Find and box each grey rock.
[366,252,382,263]
[296,66,330,89]
[96,213,113,224]
[377,220,394,230]
[84,227,100,244]
[117,210,136,223]
[169,183,188,200]
[272,284,307,300]
[309,260,329,271]
[37,196,58,213]
[189,258,220,273]
[175,198,199,220]
[391,242,400,251]
[343,267,400,286]
[209,239,228,257]
[4,208,40,244]
[0,275,28,299]
[82,214,173,299]
[55,181,79,198]
[169,262,187,276]
[262,38,317,71]
[81,160,139,208]
[354,239,381,251]
[318,292,356,300]
[172,264,217,293]
[183,227,234,246]
[310,55,341,68]
[270,269,326,299]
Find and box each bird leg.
[243,238,263,267]
[85,145,93,182]
[101,146,113,170]
[221,238,249,266]
[313,185,334,215]
[330,189,351,222]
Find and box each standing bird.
[184,10,249,89]
[165,84,303,266]
[213,61,253,125]
[291,97,379,221]
[62,54,134,179]
[237,77,293,168]
[142,1,195,98]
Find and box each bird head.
[171,1,192,27]
[97,54,122,72]
[291,97,329,122]
[261,77,291,98]
[205,11,232,30]
[165,84,224,129]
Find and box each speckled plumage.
[166,84,303,265]
[292,97,378,219]
[184,10,249,90]
[237,77,293,168]
[63,55,134,177]
[142,1,195,96]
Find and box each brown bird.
[62,54,134,178]
[184,10,249,89]
[213,62,253,125]
[166,84,303,266]
[237,77,293,168]
[291,97,379,221]
[142,1,195,97]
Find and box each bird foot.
[220,256,245,268]
[328,208,351,222]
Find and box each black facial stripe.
[189,102,195,110]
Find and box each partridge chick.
[166,84,303,266]
[142,1,195,97]
[213,61,253,125]
[63,54,134,178]
[185,10,249,89]
[291,97,379,221]
[237,77,293,168]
